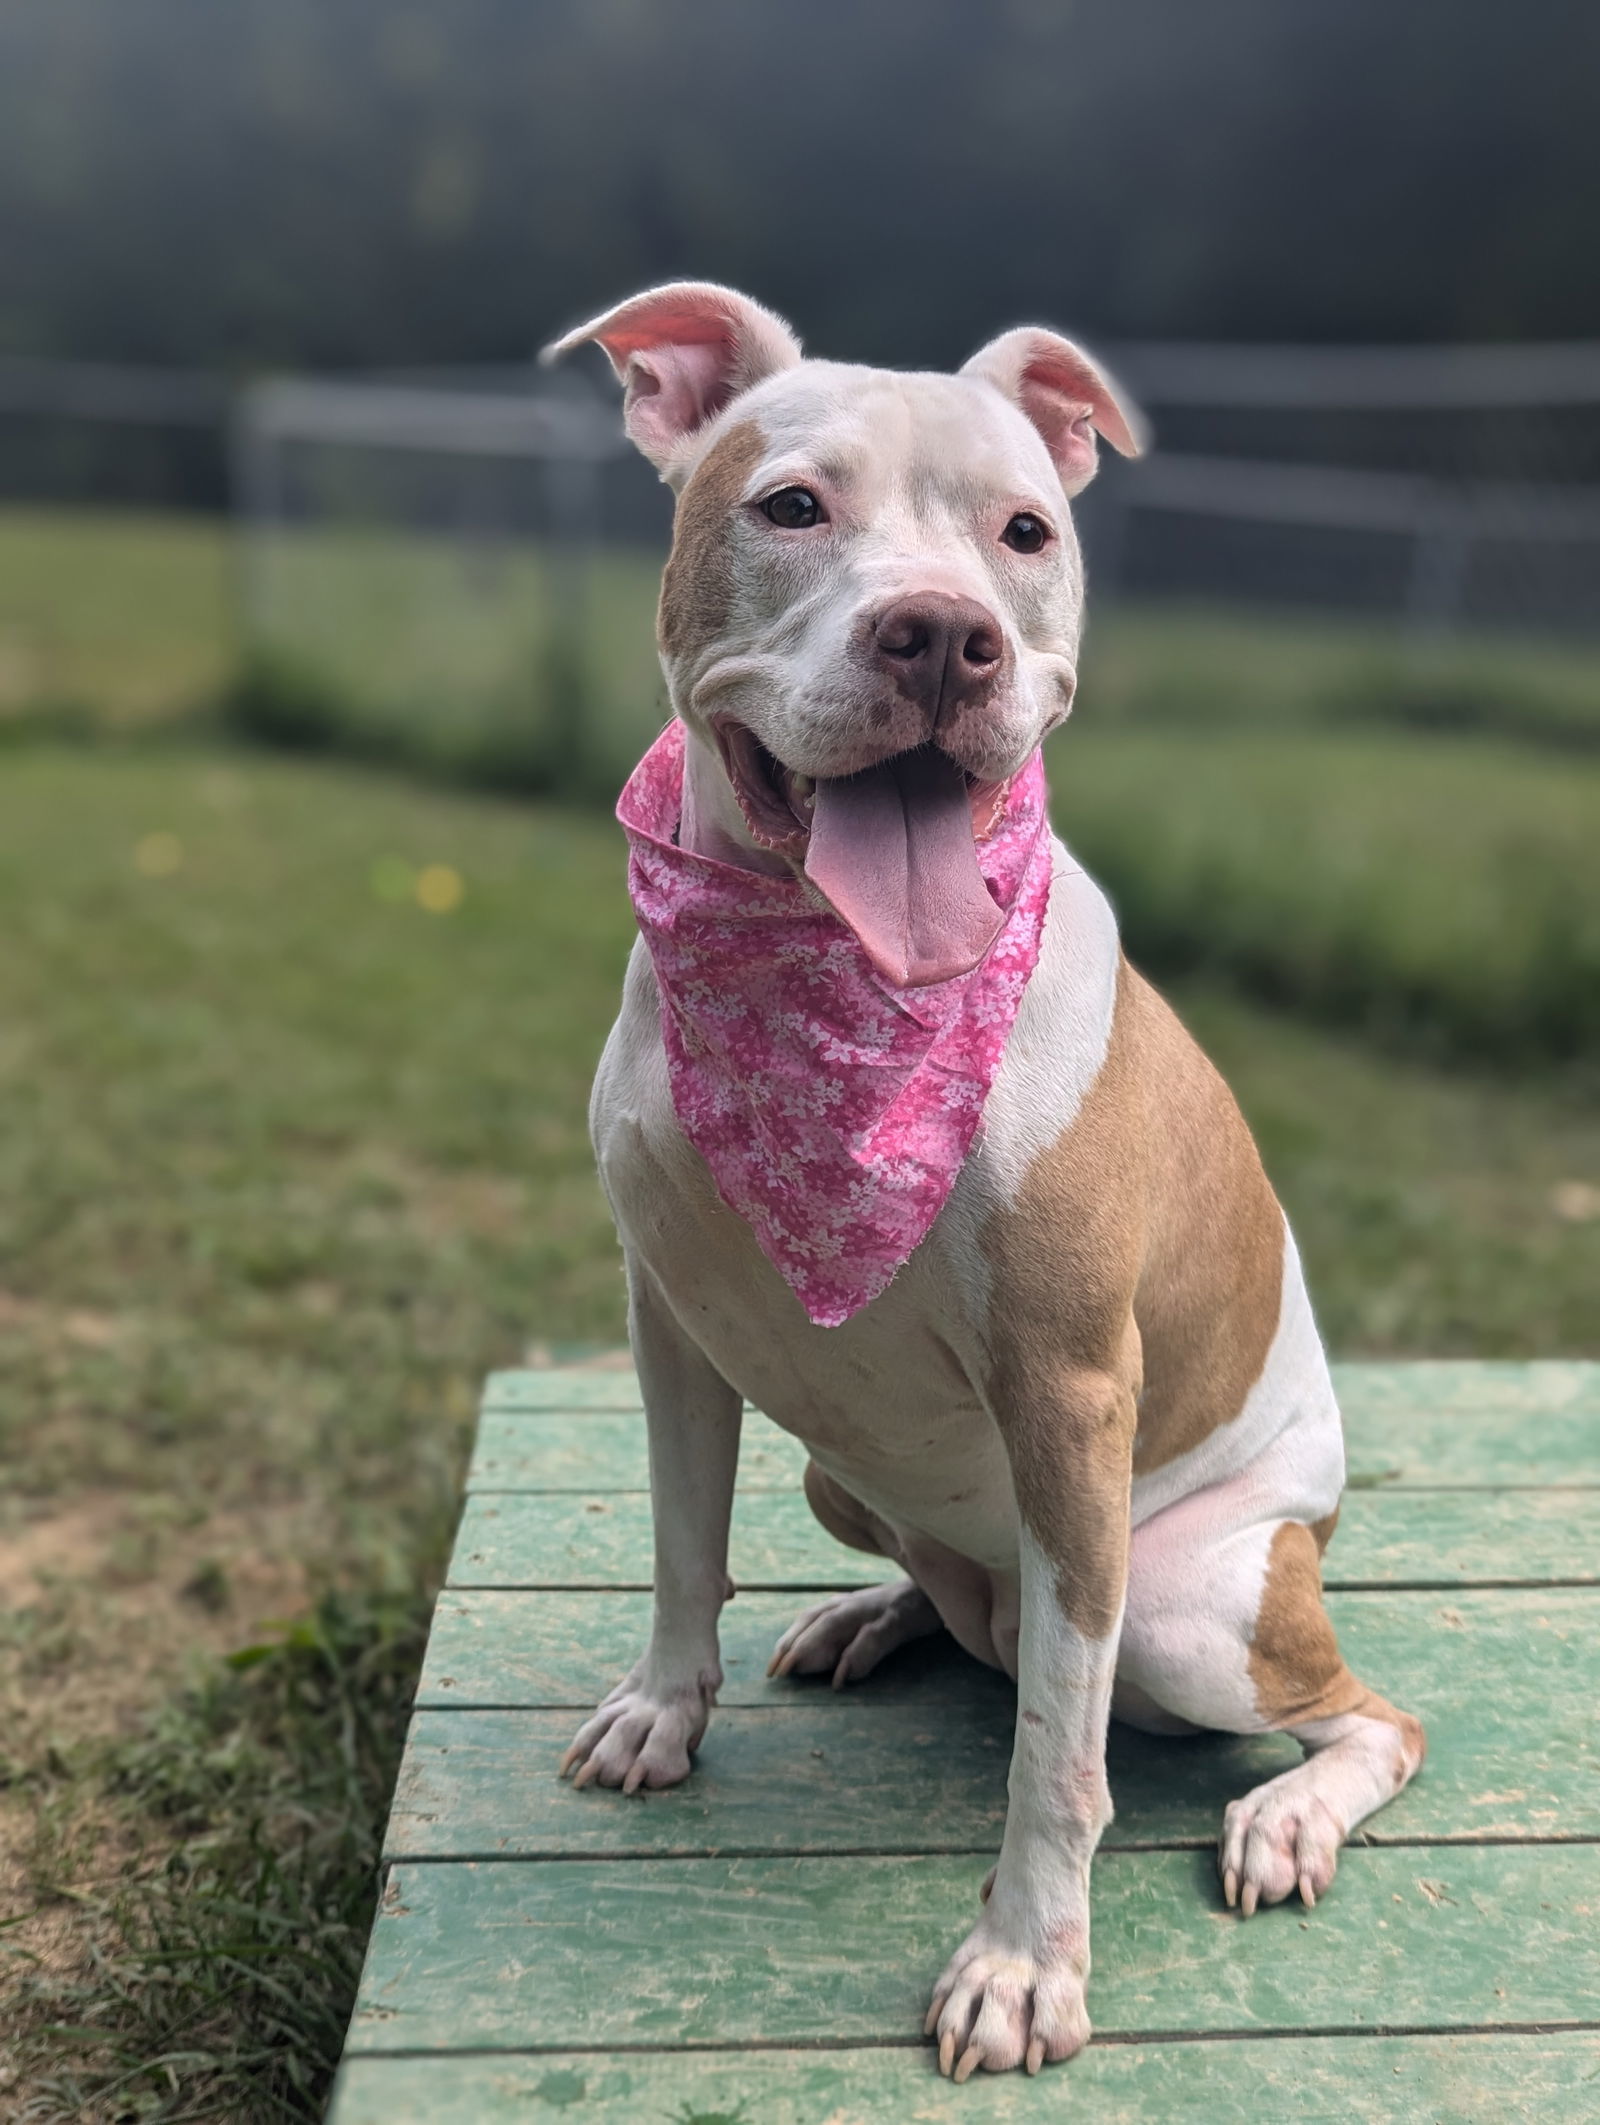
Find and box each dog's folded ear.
[542,281,802,482]
[961,328,1147,499]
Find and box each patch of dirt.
[338,1147,532,1242]
[0,1287,131,1352]
[0,1491,316,2089]
[1,1496,311,1747]
[0,1790,139,1965]
[0,1787,150,2118]
[0,1493,128,1609]
[1,1496,312,1844]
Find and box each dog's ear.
[961,328,1146,498]
[542,281,802,482]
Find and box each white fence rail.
[3,340,1597,635]
[226,339,1600,640]
[1087,339,1600,634]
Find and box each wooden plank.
[445,1485,1600,1590]
[345,1843,1600,2053]
[483,1367,645,1412]
[388,1704,1012,1861]
[328,2032,1600,2125]
[447,1487,856,1585]
[416,1589,1013,1713]
[486,1358,1600,1417]
[1339,1369,1600,1487]
[468,1409,807,1491]
[1334,1359,1600,1419]
[334,1360,1600,2107]
[469,1366,1600,1493]
[413,1584,1592,1720]
[389,1587,1600,1856]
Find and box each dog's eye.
[762,487,824,530]
[1002,512,1050,554]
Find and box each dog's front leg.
[559,1259,741,1793]
[928,1358,1136,2079]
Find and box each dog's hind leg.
[768,1582,943,1686]
[1119,1507,1426,1915]
[768,1461,942,1685]
[1215,1518,1426,1913]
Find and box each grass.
[1175,983,1599,1353]
[9,498,1600,758]
[13,1592,427,2124]
[0,509,233,729]
[1,745,629,2121]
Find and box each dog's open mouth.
[715,720,1008,990]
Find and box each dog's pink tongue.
[803,746,1003,988]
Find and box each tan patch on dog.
[982,961,1290,1632]
[1248,1520,1424,1765]
[1247,1521,1366,1728]
[657,420,764,660]
[982,961,1147,1637]
[1123,971,1285,1475]
[1003,1351,1135,1641]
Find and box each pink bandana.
[618,721,1053,1326]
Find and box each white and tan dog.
[546,283,1424,2082]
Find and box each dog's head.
[545,281,1144,987]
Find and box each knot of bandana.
[617,720,1054,1326]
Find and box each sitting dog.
[545,282,1424,2082]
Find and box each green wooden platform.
[327,1361,1600,2122]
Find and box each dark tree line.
[0,0,1595,376]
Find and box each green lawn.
[0,507,233,726]
[0,747,629,2120]
[0,508,1596,2119]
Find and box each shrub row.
[222,536,664,802]
[1052,727,1600,1069]
[222,640,648,804]
[1079,604,1600,752]
[225,648,1600,1071]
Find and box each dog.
[544,282,1424,2082]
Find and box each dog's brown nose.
[871,594,1007,726]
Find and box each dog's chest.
[595,1020,1018,1562]
[656,1162,1019,1562]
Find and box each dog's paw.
[924,1917,1091,2079]
[557,1667,716,1795]
[766,1582,938,1688]
[1219,1775,1343,1916]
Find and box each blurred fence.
[3,340,1597,784]
[225,371,667,793]
[1089,341,1600,635]
[221,339,1599,786]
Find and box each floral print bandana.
[617,720,1054,1326]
